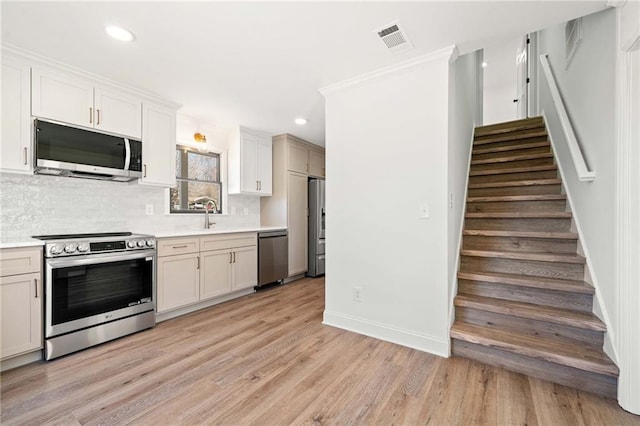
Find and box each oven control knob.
[77,243,90,253]
[127,241,136,248]
[146,240,155,247]
[50,244,64,255]
[137,240,145,247]
[64,244,77,253]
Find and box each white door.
[200,250,232,300]
[240,133,259,194]
[141,102,176,187]
[157,254,199,312]
[515,36,529,119]
[1,58,31,173]
[257,137,272,194]
[232,246,258,290]
[94,87,142,138]
[0,273,42,359]
[32,68,94,127]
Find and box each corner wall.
[321,48,455,356]
[535,8,617,343]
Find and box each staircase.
[450,116,619,399]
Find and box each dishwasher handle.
[258,230,288,238]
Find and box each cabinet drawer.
[0,247,42,277]
[157,237,200,257]
[200,233,257,252]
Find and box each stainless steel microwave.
[34,119,143,182]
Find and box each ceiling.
[1,1,607,146]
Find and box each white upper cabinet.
[32,68,142,138]
[1,54,32,174]
[140,102,176,187]
[228,126,272,196]
[309,149,325,178]
[94,87,142,138]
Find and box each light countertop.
[0,227,286,249]
[151,226,286,239]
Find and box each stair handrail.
[539,54,595,182]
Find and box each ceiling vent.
[375,21,413,53]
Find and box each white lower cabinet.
[157,253,200,313]
[157,233,257,315]
[0,248,43,361]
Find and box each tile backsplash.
[0,173,260,239]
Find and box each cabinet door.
[157,254,199,313]
[309,150,325,178]
[232,246,257,290]
[0,273,42,359]
[94,87,142,138]
[1,58,31,174]
[240,132,259,194]
[200,249,232,300]
[141,102,176,187]
[287,142,308,174]
[32,68,94,128]
[287,172,308,276]
[257,137,273,195]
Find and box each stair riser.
[451,339,617,399]
[467,184,562,197]
[467,200,566,213]
[460,256,584,281]
[464,218,572,232]
[469,170,558,184]
[457,279,592,312]
[472,145,551,161]
[470,157,554,172]
[455,306,602,346]
[462,236,578,254]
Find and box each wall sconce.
[193,132,207,143]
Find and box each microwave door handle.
[124,138,131,171]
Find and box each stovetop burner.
[33,232,133,241]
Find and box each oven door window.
[51,258,153,325]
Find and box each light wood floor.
[1,277,639,425]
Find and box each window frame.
[170,144,222,214]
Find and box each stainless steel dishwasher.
[257,230,288,287]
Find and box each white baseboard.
[156,287,255,322]
[322,310,449,358]
[1,350,43,372]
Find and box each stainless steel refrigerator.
[307,178,325,277]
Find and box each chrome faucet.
[204,208,216,229]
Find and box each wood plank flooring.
[1,277,638,425]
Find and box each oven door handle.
[46,250,156,268]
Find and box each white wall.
[448,50,481,321]
[321,48,454,356]
[483,36,521,125]
[535,8,616,341]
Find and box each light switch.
[419,203,429,219]
[145,204,154,215]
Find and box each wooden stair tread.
[475,117,545,137]
[454,294,604,330]
[474,130,548,145]
[468,179,561,189]
[450,322,618,376]
[465,211,572,218]
[471,152,553,165]
[469,164,557,176]
[457,270,593,294]
[467,194,566,203]
[460,249,586,264]
[463,229,577,239]
[473,141,549,154]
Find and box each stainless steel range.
[33,232,156,360]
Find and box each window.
[170,145,222,213]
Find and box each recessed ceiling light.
[105,25,135,42]
[294,118,307,125]
[481,61,488,68]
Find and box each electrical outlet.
[231,207,237,215]
[353,287,362,302]
[449,192,454,209]
[145,204,154,215]
[243,207,249,216]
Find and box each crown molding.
[319,44,457,96]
